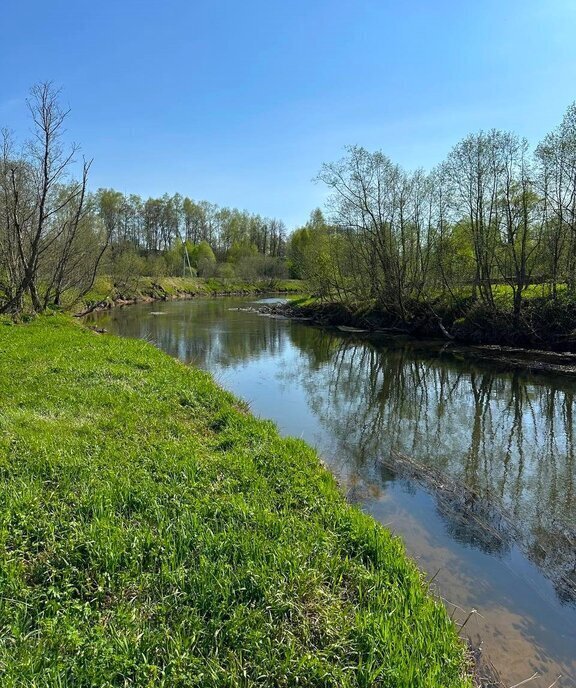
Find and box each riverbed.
[91,296,576,687]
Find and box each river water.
[92,296,576,686]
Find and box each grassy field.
[0,316,470,687]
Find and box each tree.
[0,82,107,314]
[182,197,205,244]
[496,135,543,319]
[226,241,258,264]
[288,209,327,279]
[317,146,435,315]
[536,102,576,294]
[96,188,127,246]
[190,240,216,277]
[444,131,506,307]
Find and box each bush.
[235,255,289,280]
[111,249,146,294]
[142,254,168,278]
[192,241,217,277]
[216,263,236,278]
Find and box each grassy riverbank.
[0,316,470,687]
[80,276,304,312]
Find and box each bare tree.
[317,146,435,317]
[536,102,576,294]
[444,130,505,308]
[0,82,106,314]
[496,134,543,319]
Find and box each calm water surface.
[93,297,576,687]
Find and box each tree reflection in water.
[287,331,576,605]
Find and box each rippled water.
[92,297,576,686]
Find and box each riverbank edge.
[0,315,473,686]
[262,300,576,375]
[274,288,576,351]
[74,276,305,316]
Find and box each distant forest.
[95,188,289,282]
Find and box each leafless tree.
[536,102,576,294]
[0,82,107,314]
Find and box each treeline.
[98,190,286,257]
[5,80,576,335]
[0,83,289,315]
[290,102,576,336]
[97,189,288,283]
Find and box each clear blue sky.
[1,0,575,229]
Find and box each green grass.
[0,316,470,687]
[285,294,317,307]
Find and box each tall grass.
[0,316,470,686]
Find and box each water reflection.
[92,299,576,686]
[286,334,576,604]
[105,300,291,367]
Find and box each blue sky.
[1,0,576,228]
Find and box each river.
[91,296,576,687]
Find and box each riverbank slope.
[0,316,470,686]
[78,276,304,314]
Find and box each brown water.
[92,297,576,686]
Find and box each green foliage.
[436,221,476,286]
[216,262,236,278]
[288,210,328,280]
[234,255,288,281]
[0,318,471,686]
[289,216,351,302]
[110,248,146,295]
[142,254,168,279]
[226,241,259,264]
[190,240,217,277]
